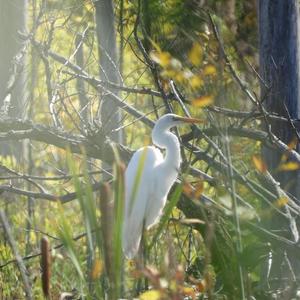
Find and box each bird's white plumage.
[122,114,192,258]
[122,146,163,258]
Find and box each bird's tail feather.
[122,219,142,259]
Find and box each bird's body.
[122,114,200,258]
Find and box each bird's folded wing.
[122,146,163,258]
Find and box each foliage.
[0,0,299,299]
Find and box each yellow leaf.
[182,286,196,298]
[159,52,171,67]
[84,1,94,11]
[278,161,300,171]
[192,95,214,108]
[190,75,204,89]
[189,277,207,293]
[197,279,207,293]
[183,182,193,198]
[127,259,136,269]
[139,290,161,300]
[150,51,171,67]
[252,155,267,173]
[188,43,203,66]
[73,16,83,24]
[287,137,298,151]
[175,72,185,83]
[183,181,203,199]
[194,182,204,198]
[160,69,176,78]
[280,153,288,163]
[90,259,103,280]
[203,64,217,76]
[198,32,210,41]
[275,197,288,207]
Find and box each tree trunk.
[259,0,300,292]
[0,0,26,156]
[94,0,123,144]
[0,0,26,118]
[93,1,124,296]
[259,0,300,198]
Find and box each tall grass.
[53,149,126,299]
[0,148,259,299]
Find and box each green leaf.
[149,183,183,251]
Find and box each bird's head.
[154,113,203,131]
[152,114,203,148]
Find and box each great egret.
[122,113,201,258]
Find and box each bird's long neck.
[164,132,181,171]
[153,129,181,172]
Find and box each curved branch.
[182,127,300,163]
[0,119,132,164]
[0,182,102,203]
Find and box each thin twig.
[0,182,102,203]
[0,231,87,269]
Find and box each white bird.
[122,113,201,258]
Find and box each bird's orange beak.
[173,116,204,124]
